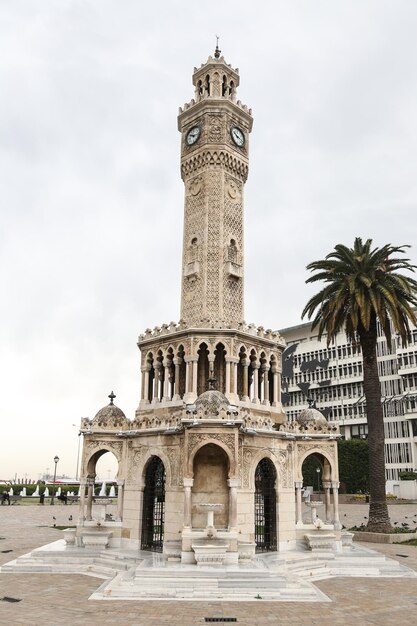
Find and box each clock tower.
[178,47,253,328]
[75,48,341,572]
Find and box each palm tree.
[302,238,417,532]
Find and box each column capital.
[227,478,240,488]
[117,479,125,487]
[322,481,331,489]
[226,356,240,364]
[184,355,198,363]
[183,478,194,487]
[331,481,340,489]
[294,481,303,489]
[251,361,260,369]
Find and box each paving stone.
[1,503,417,624]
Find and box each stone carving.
[126,444,145,484]
[208,115,224,142]
[84,439,123,465]
[225,177,241,201]
[187,432,236,474]
[165,445,182,486]
[276,449,292,489]
[181,151,249,182]
[189,177,202,196]
[241,448,254,488]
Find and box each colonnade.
[141,350,281,406]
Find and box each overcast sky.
[1,1,416,481]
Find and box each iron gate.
[141,456,166,552]
[254,458,277,551]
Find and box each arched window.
[254,458,277,551]
[141,457,166,552]
[214,342,226,393]
[197,342,209,396]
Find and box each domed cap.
[297,404,328,428]
[92,391,128,428]
[195,389,230,415]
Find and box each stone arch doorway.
[191,443,229,529]
[299,451,335,525]
[141,456,166,552]
[254,458,277,551]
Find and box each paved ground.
[1,502,417,625]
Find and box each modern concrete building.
[280,320,417,493]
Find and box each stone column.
[332,481,342,530]
[232,359,238,396]
[252,362,260,403]
[323,481,332,523]
[172,357,181,400]
[184,356,198,403]
[185,357,191,394]
[78,478,87,523]
[153,364,160,403]
[242,360,249,401]
[86,477,95,521]
[262,365,270,405]
[227,479,239,531]
[271,366,279,407]
[116,479,124,522]
[183,478,194,528]
[163,363,170,401]
[295,481,303,525]
[142,367,150,403]
[225,359,231,396]
[192,359,198,396]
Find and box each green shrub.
[337,439,369,494]
[399,471,417,481]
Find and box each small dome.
[297,406,328,427]
[93,403,127,423]
[92,391,127,428]
[194,389,230,415]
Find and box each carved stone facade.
[78,50,340,561]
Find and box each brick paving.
[1,502,417,625]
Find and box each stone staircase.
[2,540,416,602]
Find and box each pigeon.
[68,515,73,521]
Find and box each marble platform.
[2,537,416,602]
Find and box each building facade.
[280,320,417,493]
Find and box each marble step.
[93,575,321,602]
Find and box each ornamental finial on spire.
[108,391,116,405]
[214,35,221,59]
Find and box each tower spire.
[214,35,221,59]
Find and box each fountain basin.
[62,528,77,547]
[191,540,228,567]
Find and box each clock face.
[230,126,245,147]
[186,126,201,146]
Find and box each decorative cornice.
[181,150,249,182]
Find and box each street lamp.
[316,467,321,493]
[50,455,59,505]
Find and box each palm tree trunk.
[359,319,392,532]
